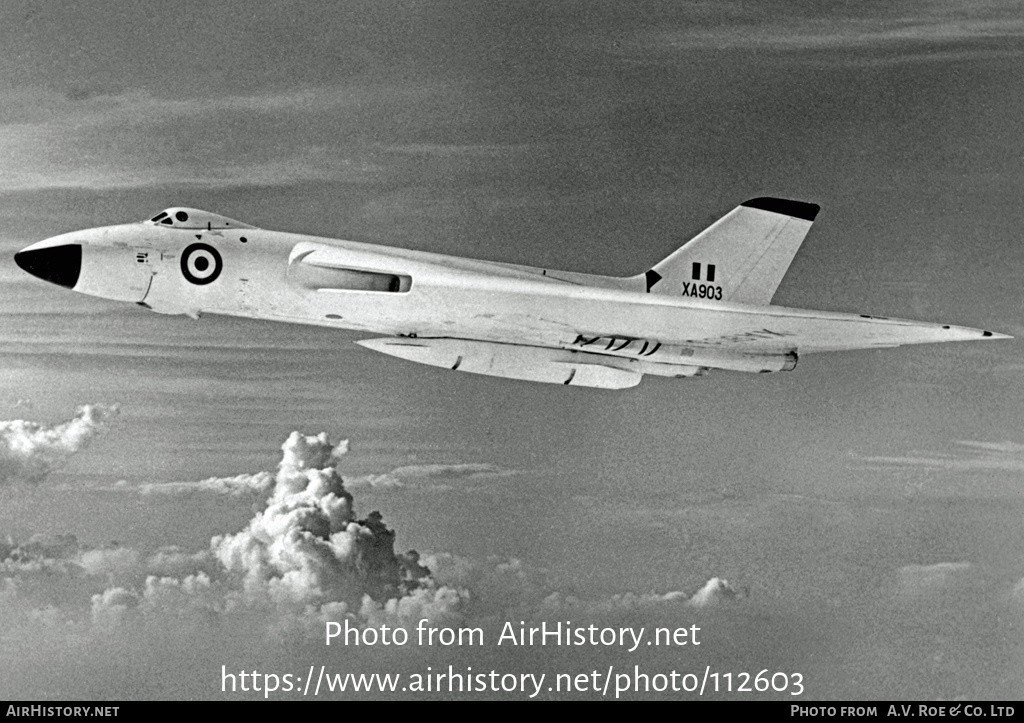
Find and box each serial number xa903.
[681,282,722,300]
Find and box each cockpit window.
[144,207,257,230]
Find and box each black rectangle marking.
[707,264,716,282]
[692,262,701,280]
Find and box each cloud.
[0,534,80,574]
[0,85,427,192]
[135,472,277,498]
[209,431,437,614]
[686,577,741,608]
[858,439,1024,473]
[0,430,468,644]
[9,421,1022,699]
[13,415,1021,699]
[125,431,460,628]
[0,424,750,698]
[79,548,141,580]
[0,404,118,484]
[382,143,535,158]
[538,577,741,616]
[622,2,1024,56]
[0,428,733,636]
[419,551,739,623]
[346,463,520,492]
[896,562,973,597]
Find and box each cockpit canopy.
[146,207,257,230]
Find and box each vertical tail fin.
[637,197,819,305]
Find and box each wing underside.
[356,312,1004,388]
[546,309,1001,377]
[588,309,1003,355]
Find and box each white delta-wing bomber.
[15,197,1009,389]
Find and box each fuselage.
[14,207,1006,387]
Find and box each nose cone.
[14,244,82,289]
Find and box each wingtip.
[937,324,1011,341]
[982,330,1013,340]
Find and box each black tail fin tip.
[741,197,820,222]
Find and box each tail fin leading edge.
[639,197,820,306]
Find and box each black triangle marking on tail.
[645,269,662,292]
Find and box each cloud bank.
[0,426,729,644]
[4,415,1024,699]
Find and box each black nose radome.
[14,244,82,289]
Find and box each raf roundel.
[180,243,223,285]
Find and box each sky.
[1,0,1024,701]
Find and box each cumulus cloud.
[0,404,118,484]
[686,577,741,608]
[536,577,740,617]
[79,431,462,632]
[79,548,141,580]
[0,534,81,574]
[418,551,738,624]
[209,432,439,616]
